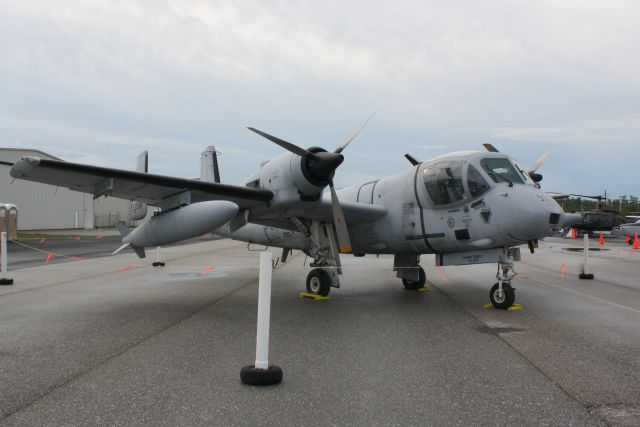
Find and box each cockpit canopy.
[423,156,526,207]
[480,158,525,185]
[423,161,464,205]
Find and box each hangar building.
[0,148,146,231]
[0,148,95,230]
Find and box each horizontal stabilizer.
[111,242,146,258]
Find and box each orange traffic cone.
[571,228,576,239]
[599,232,604,245]
[634,233,639,250]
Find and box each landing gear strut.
[490,261,517,309]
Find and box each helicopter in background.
[565,192,625,236]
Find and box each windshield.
[467,165,490,198]
[423,161,466,206]
[480,158,524,185]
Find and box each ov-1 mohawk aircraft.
[5,120,568,309]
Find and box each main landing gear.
[489,261,517,309]
[402,267,426,290]
[306,268,332,297]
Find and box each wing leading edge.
[9,157,273,208]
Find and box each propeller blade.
[334,113,375,154]
[404,153,421,166]
[247,127,319,160]
[483,143,500,152]
[328,179,352,253]
[528,150,549,174]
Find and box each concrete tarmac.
[0,236,638,425]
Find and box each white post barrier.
[152,246,165,267]
[579,233,594,279]
[255,251,273,369]
[0,232,14,285]
[240,251,282,386]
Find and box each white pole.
[583,233,589,275]
[155,246,161,263]
[255,251,273,370]
[1,232,7,275]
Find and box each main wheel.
[489,282,515,309]
[402,267,426,290]
[306,269,331,296]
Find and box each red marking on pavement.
[44,252,54,264]
[73,237,81,241]
[118,264,134,272]
[560,263,566,279]
[202,266,216,274]
[73,256,84,261]
[435,266,448,284]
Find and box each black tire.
[402,267,426,290]
[240,365,283,386]
[489,282,515,309]
[306,269,331,296]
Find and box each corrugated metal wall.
[0,148,94,230]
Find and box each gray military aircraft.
[4,123,567,309]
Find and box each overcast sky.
[2,1,639,197]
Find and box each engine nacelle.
[258,150,333,202]
[123,200,238,247]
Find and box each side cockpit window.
[423,161,465,206]
[480,158,524,185]
[467,165,490,197]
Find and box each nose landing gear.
[489,261,517,309]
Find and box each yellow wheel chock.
[298,292,330,301]
[483,303,523,311]
[417,287,430,292]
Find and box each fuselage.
[216,150,565,256]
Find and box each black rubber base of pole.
[240,365,283,386]
[152,262,165,267]
[0,278,14,285]
[579,273,594,280]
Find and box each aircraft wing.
[7,157,273,208]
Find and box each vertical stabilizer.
[201,146,221,183]
[129,151,149,221]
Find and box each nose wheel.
[490,282,515,309]
[489,260,517,309]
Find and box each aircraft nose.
[511,189,564,241]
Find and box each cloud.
[411,144,449,151]
[2,0,640,195]
[480,117,640,145]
